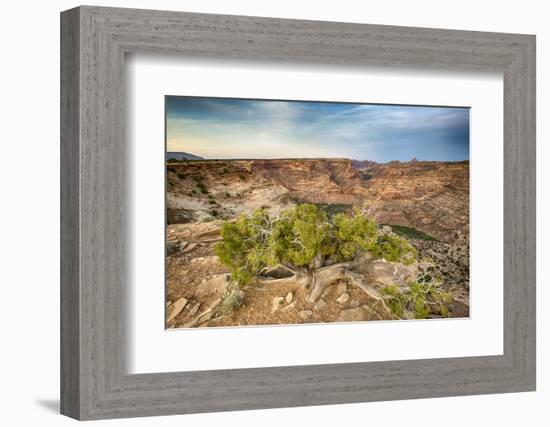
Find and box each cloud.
[166,96,469,162]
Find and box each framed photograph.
[164,96,470,328]
[61,6,536,420]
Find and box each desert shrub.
[225,192,231,198]
[191,175,204,182]
[380,284,406,317]
[369,234,417,265]
[381,273,452,319]
[210,209,219,217]
[222,167,229,173]
[177,173,187,180]
[238,174,246,180]
[215,209,276,286]
[208,199,217,205]
[332,208,377,261]
[272,204,333,268]
[215,204,418,287]
[219,289,244,315]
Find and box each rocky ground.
[165,158,470,328]
[166,222,469,329]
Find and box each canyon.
[167,158,469,242]
[165,158,470,328]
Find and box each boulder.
[363,260,418,287]
[361,304,384,321]
[285,292,294,304]
[349,252,375,273]
[195,274,230,298]
[260,264,295,279]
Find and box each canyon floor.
[165,158,470,328]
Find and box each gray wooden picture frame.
[60,5,536,421]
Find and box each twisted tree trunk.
[256,260,391,314]
[305,263,388,307]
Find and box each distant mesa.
[351,159,378,169]
[167,151,204,161]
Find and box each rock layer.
[166,158,469,242]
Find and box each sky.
[166,96,469,162]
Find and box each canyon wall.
[166,158,469,242]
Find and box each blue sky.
[166,96,469,162]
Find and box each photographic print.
[165,96,470,329]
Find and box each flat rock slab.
[363,260,418,287]
[195,274,230,298]
[336,307,365,322]
[166,297,188,322]
[336,293,350,305]
[314,299,328,311]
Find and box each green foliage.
[222,167,229,173]
[208,199,217,205]
[238,174,246,180]
[215,204,418,287]
[369,234,417,265]
[219,289,244,315]
[215,209,276,286]
[272,204,332,268]
[381,273,452,319]
[380,284,406,317]
[332,208,377,261]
